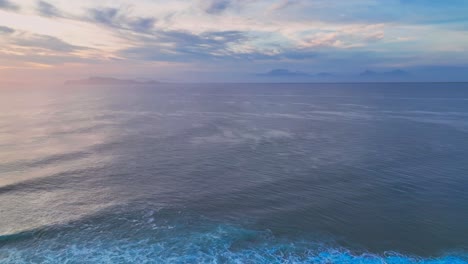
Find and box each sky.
[0,0,468,83]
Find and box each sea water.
[0,83,467,263]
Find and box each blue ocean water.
[0,83,467,263]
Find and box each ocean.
[0,83,467,263]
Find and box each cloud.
[122,30,250,61]
[1,31,103,67]
[269,0,301,12]
[298,25,385,49]
[200,0,232,14]
[119,27,330,63]
[13,34,86,52]
[88,7,156,32]
[37,1,60,17]
[89,7,119,25]
[0,0,18,10]
[1,33,99,67]
[127,17,156,32]
[0,52,97,66]
[198,0,259,14]
[0,25,15,34]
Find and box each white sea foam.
[1,223,466,264]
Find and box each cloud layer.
[0,0,18,11]
[0,0,467,82]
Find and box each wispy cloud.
[269,0,301,12]
[19,35,83,52]
[0,25,14,34]
[297,24,385,49]
[0,0,18,11]
[88,7,156,32]
[37,1,60,17]
[89,7,119,25]
[122,30,250,62]
[0,29,100,70]
[200,0,232,14]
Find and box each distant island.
[65,77,160,86]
